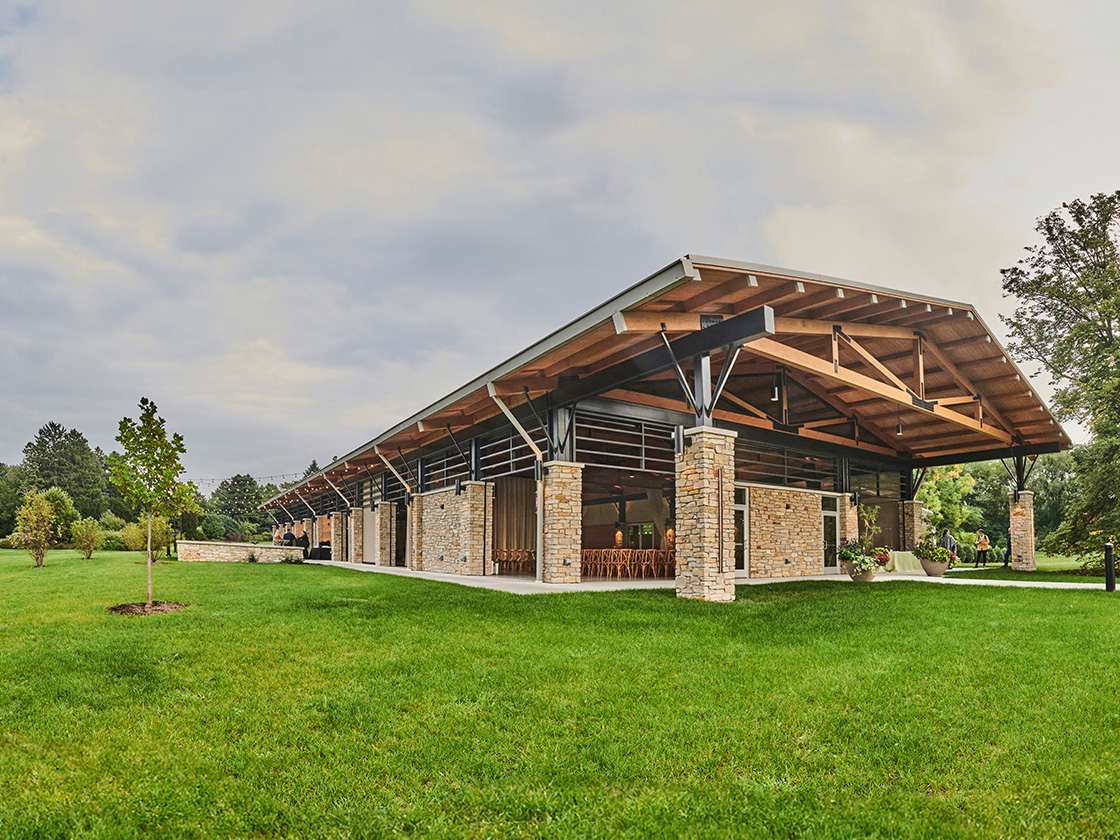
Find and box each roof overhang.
[264,255,1070,510]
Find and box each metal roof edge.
[263,256,698,506]
[687,254,975,311]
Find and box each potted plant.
[838,539,889,581]
[913,541,956,577]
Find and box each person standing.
[975,528,991,567]
[939,528,958,555]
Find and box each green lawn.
[3,549,1120,839]
[947,551,1104,583]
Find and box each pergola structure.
[263,255,1068,601]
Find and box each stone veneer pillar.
[350,507,363,564]
[303,518,313,544]
[376,503,395,566]
[541,461,583,584]
[409,497,423,571]
[899,500,925,549]
[330,513,346,561]
[675,426,737,602]
[1009,490,1036,570]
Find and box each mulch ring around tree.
[107,601,191,616]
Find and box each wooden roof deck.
[264,255,1068,509]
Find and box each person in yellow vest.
[975,528,991,568]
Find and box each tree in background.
[1025,452,1077,540]
[303,460,319,478]
[917,466,978,537]
[22,422,107,519]
[14,489,55,568]
[71,518,103,559]
[1001,190,1120,560]
[97,447,136,522]
[0,464,21,538]
[180,509,200,540]
[107,398,200,606]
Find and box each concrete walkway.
[307,560,1110,594]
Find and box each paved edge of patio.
[306,560,1111,594]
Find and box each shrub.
[101,532,126,551]
[71,518,103,559]
[280,552,303,564]
[246,550,258,563]
[121,522,146,551]
[41,486,79,543]
[99,512,127,532]
[955,533,977,565]
[200,513,239,541]
[181,510,200,540]
[121,517,173,553]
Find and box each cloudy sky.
[0,0,1116,486]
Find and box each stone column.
[541,462,584,584]
[330,513,345,561]
[376,503,396,565]
[838,494,859,545]
[1009,490,1036,570]
[899,500,924,549]
[674,426,737,602]
[350,507,363,564]
[408,497,423,571]
[303,518,313,543]
[462,481,495,576]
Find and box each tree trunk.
[147,510,153,606]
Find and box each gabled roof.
[264,255,1068,509]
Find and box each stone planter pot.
[920,558,950,577]
[842,560,875,582]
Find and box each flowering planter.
[919,558,950,577]
[841,561,875,582]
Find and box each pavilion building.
[261,255,1069,601]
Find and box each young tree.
[41,486,79,544]
[107,398,200,605]
[71,518,104,559]
[14,489,55,568]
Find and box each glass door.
[822,496,839,573]
[734,486,749,580]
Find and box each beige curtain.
[646,489,670,542]
[493,477,536,550]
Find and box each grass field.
[947,551,1103,583]
[2,548,1119,839]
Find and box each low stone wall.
[748,486,822,577]
[413,482,494,575]
[177,540,302,563]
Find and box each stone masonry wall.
[178,541,302,563]
[542,462,583,584]
[1009,490,1036,571]
[330,513,346,562]
[899,499,925,549]
[675,427,737,601]
[350,507,363,564]
[376,503,396,565]
[412,482,495,575]
[748,487,823,578]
